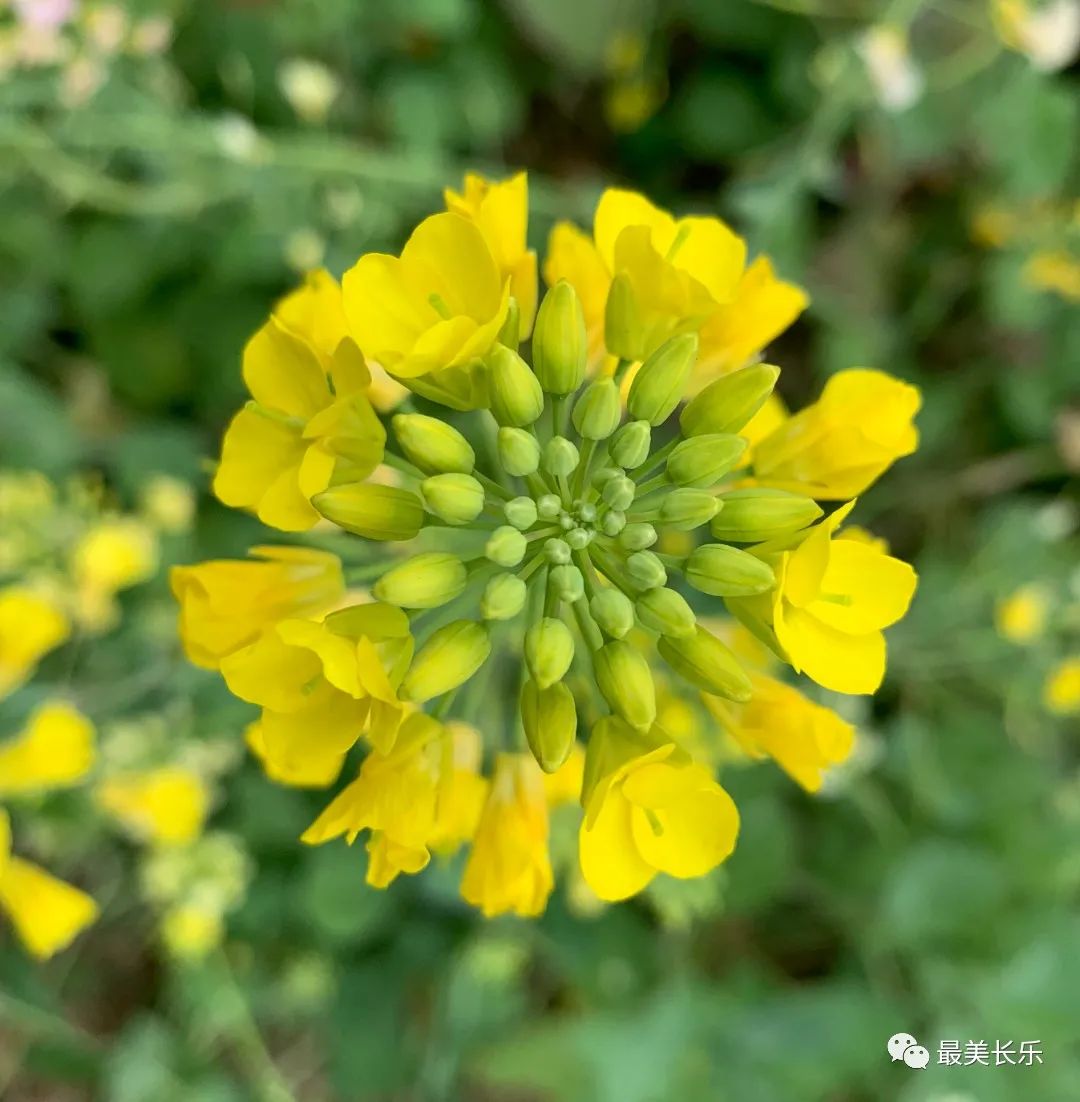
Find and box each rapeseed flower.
[175,172,919,917]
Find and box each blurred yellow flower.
[246,721,345,788]
[140,474,195,533]
[445,172,538,337]
[578,718,738,902]
[170,545,344,670]
[0,586,69,700]
[542,742,585,807]
[0,702,96,797]
[1044,657,1080,716]
[1022,249,1080,302]
[461,753,553,918]
[751,368,920,499]
[995,584,1050,644]
[73,517,157,595]
[993,0,1080,71]
[97,766,209,846]
[161,901,223,960]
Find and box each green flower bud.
[576,501,597,523]
[619,522,657,550]
[520,679,577,772]
[544,537,571,564]
[559,513,575,531]
[604,271,643,362]
[542,435,580,477]
[590,588,635,639]
[666,434,748,488]
[536,493,562,520]
[600,510,626,536]
[485,525,527,567]
[592,466,621,489]
[421,473,485,525]
[658,625,752,702]
[497,427,541,476]
[711,489,823,543]
[627,332,699,425]
[392,414,475,474]
[635,587,696,638]
[533,280,586,395]
[571,379,621,441]
[610,420,651,469]
[565,527,592,551]
[525,616,575,689]
[627,550,667,589]
[488,345,544,426]
[685,544,775,597]
[503,495,538,530]
[497,296,521,348]
[594,640,656,731]
[313,483,423,541]
[481,573,527,620]
[679,363,780,437]
[658,488,720,531]
[373,552,466,609]
[602,474,636,511]
[550,563,585,603]
[402,620,491,702]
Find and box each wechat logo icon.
[888,1033,930,1069]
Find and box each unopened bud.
[594,640,656,731]
[536,493,561,519]
[373,552,466,609]
[685,544,775,597]
[497,296,521,348]
[488,345,544,426]
[627,332,699,425]
[421,473,485,525]
[521,679,577,772]
[600,510,626,536]
[619,522,657,550]
[504,496,538,530]
[635,587,696,638]
[604,272,643,362]
[497,427,540,476]
[402,620,491,702]
[572,379,621,441]
[711,489,823,543]
[592,466,621,489]
[610,420,651,469]
[525,617,575,689]
[481,573,527,620]
[602,474,635,511]
[313,483,423,541]
[658,488,719,531]
[658,625,752,702]
[533,280,587,395]
[550,563,585,603]
[565,527,592,551]
[485,525,527,567]
[392,414,475,474]
[627,550,666,589]
[679,363,780,437]
[544,537,571,564]
[542,435,580,477]
[666,434,747,488]
[590,588,635,639]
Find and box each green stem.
[474,470,513,502]
[635,437,678,481]
[571,597,605,653]
[571,438,597,499]
[381,450,425,481]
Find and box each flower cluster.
[175,174,920,916]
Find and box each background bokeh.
[1,1,1078,1099]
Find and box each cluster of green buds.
[314,282,823,775]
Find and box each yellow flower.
[1022,249,1080,302]
[1044,657,1080,716]
[461,753,553,918]
[72,517,158,595]
[170,545,344,670]
[445,172,538,337]
[140,474,196,533]
[96,766,209,846]
[995,584,1050,644]
[544,188,805,376]
[751,368,921,499]
[0,810,98,960]
[578,718,739,902]
[302,713,486,887]
[705,674,855,792]
[734,502,917,695]
[161,901,223,960]
[246,721,345,788]
[0,702,96,797]
[0,587,69,700]
[342,211,511,407]
[214,273,385,532]
[542,743,585,807]
[221,603,413,767]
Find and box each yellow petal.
[274,268,351,367]
[96,766,208,845]
[578,787,655,902]
[0,857,97,959]
[0,702,95,797]
[402,212,502,322]
[594,188,677,271]
[366,832,429,888]
[342,252,431,371]
[246,721,344,788]
[669,216,746,305]
[776,605,886,695]
[0,587,70,700]
[811,540,917,633]
[220,630,323,712]
[242,316,331,419]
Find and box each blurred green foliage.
[1,0,1078,1100]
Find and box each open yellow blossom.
[96,766,209,845]
[732,502,917,695]
[140,474,196,533]
[544,187,805,377]
[705,674,854,792]
[995,584,1050,644]
[1022,249,1080,302]
[161,902,223,960]
[0,703,96,797]
[445,172,538,337]
[461,753,553,918]
[1044,657,1080,716]
[214,296,385,531]
[73,517,158,595]
[751,368,920,499]
[343,211,510,408]
[170,546,344,670]
[0,587,70,700]
[579,718,739,902]
[222,603,413,768]
[246,721,346,788]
